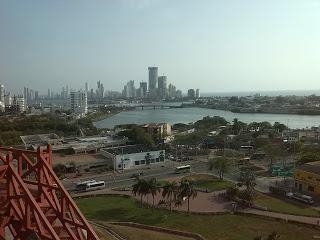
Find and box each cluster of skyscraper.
[24,87,39,104]
[122,67,182,100]
[187,88,200,99]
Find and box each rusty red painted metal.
[0,145,99,240]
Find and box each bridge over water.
[132,104,183,110]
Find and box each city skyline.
[2,0,320,94]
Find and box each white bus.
[85,181,106,192]
[76,180,96,191]
[175,165,191,174]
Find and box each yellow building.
[294,161,320,194]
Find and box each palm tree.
[148,178,161,210]
[145,153,151,166]
[178,180,197,215]
[162,181,178,213]
[132,177,148,207]
[208,157,229,180]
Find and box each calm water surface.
[94,107,320,129]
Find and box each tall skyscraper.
[85,82,88,93]
[0,84,4,103]
[35,91,39,101]
[148,67,158,98]
[140,82,147,98]
[168,84,176,98]
[157,76,167,100]
[96,81,104,99]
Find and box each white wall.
[115,150,165,170]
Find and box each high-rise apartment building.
[188,89,195,98]
[196,89,200,98]
[148,67,158,98]
[70,91,88,115]
[4,94,11,106]
[129,80,136,98]
[13,95,25,112]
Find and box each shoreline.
[182,104,320,116]
[90,111,123,124]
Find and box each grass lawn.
[106,224,191,240]
[182,174,234,192]
[255,193,320,217]
[76,195,320,240]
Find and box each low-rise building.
[294,161,320,194]
[142,123,172,138]
[21,133,63,149]
[101,145,165,171]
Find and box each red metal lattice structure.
[0,145,99,240]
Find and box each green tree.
[273,122,287,133]
[159,151,165,162]
[162,181,178,213]
[178,180,198,215]
[238,167,256,204]
[208,157,229,180]
[254,232,280,240]
[226,185,239,201]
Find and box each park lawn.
[255,193,320,217]
[106,224,191,240]
[76,195,320,240]
[182,174,234,192]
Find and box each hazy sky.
[1,0,320,95]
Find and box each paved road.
[63,160,208,191]
[243,208,320,226]
[62,158,279,193]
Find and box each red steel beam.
[0,145,100,240]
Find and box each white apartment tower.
[13,95,25,112]
[70,91,88,116]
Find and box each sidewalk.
[241,208,320,226]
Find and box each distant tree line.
[0,114,98,146]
